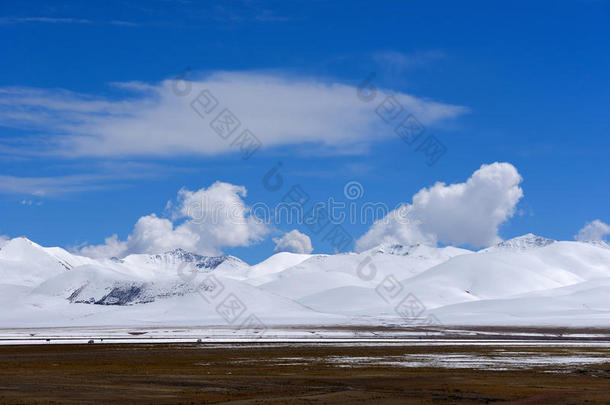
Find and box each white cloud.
[0,71,467,158]
[173,182,269,249]
[356,162,523,251]
[78,234,127,259]
[0,17,138,26]
[575,219,610,242]
[355,205,437,250]
[373,50,445,71]
[273,230,313,254]
[0,174,112,196]
[77,181,269,259]
[0,17,92,25]
[0,162,185,197]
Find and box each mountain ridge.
[0,234,609,327]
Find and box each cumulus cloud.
[173,182,268,249]
[0,71,467,158]
[575,219,610,242]
[273,230,313,254]
[78,234,128,259]
[78,181,268,259]
[354,205,437,250]
[356,162,524,251]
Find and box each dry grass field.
[0,342,609,404]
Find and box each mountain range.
[0,234,609,328]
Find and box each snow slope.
[0,237,96,287]
[434,278,610,326]
[0,234,609,327]
[246,252,316,285]
[257,244,471,301]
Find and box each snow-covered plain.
[1,234,610,329]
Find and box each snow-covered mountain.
[485,233,555,251]
[118,249,250,280]
[0,237,97,287]
[0,234,609,327]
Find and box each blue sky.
[0,0,608,263]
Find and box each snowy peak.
[492,234,555,250]
[366,242,471,260]
[579,240,610,249]
[0,236,85,269]
[114,248,251,281]
[369,243,423,256]
[0,236,43,257]
[123,248,247,270]
[0,237,96,287]
[247,252,316,284]
[150,248,245,270]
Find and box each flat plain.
[0,339,609,404]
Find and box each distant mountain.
[128,248,246,270]
[0,235,609,327]
[485,233,555,251]
[579,240,610,249]
[0,237,96,287]
[365,242,468,257]
[246,251,318,286]
[34,247,252,306]
[119,249,250,280]
[259,243,471,302]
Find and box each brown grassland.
[0,343,608,404]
